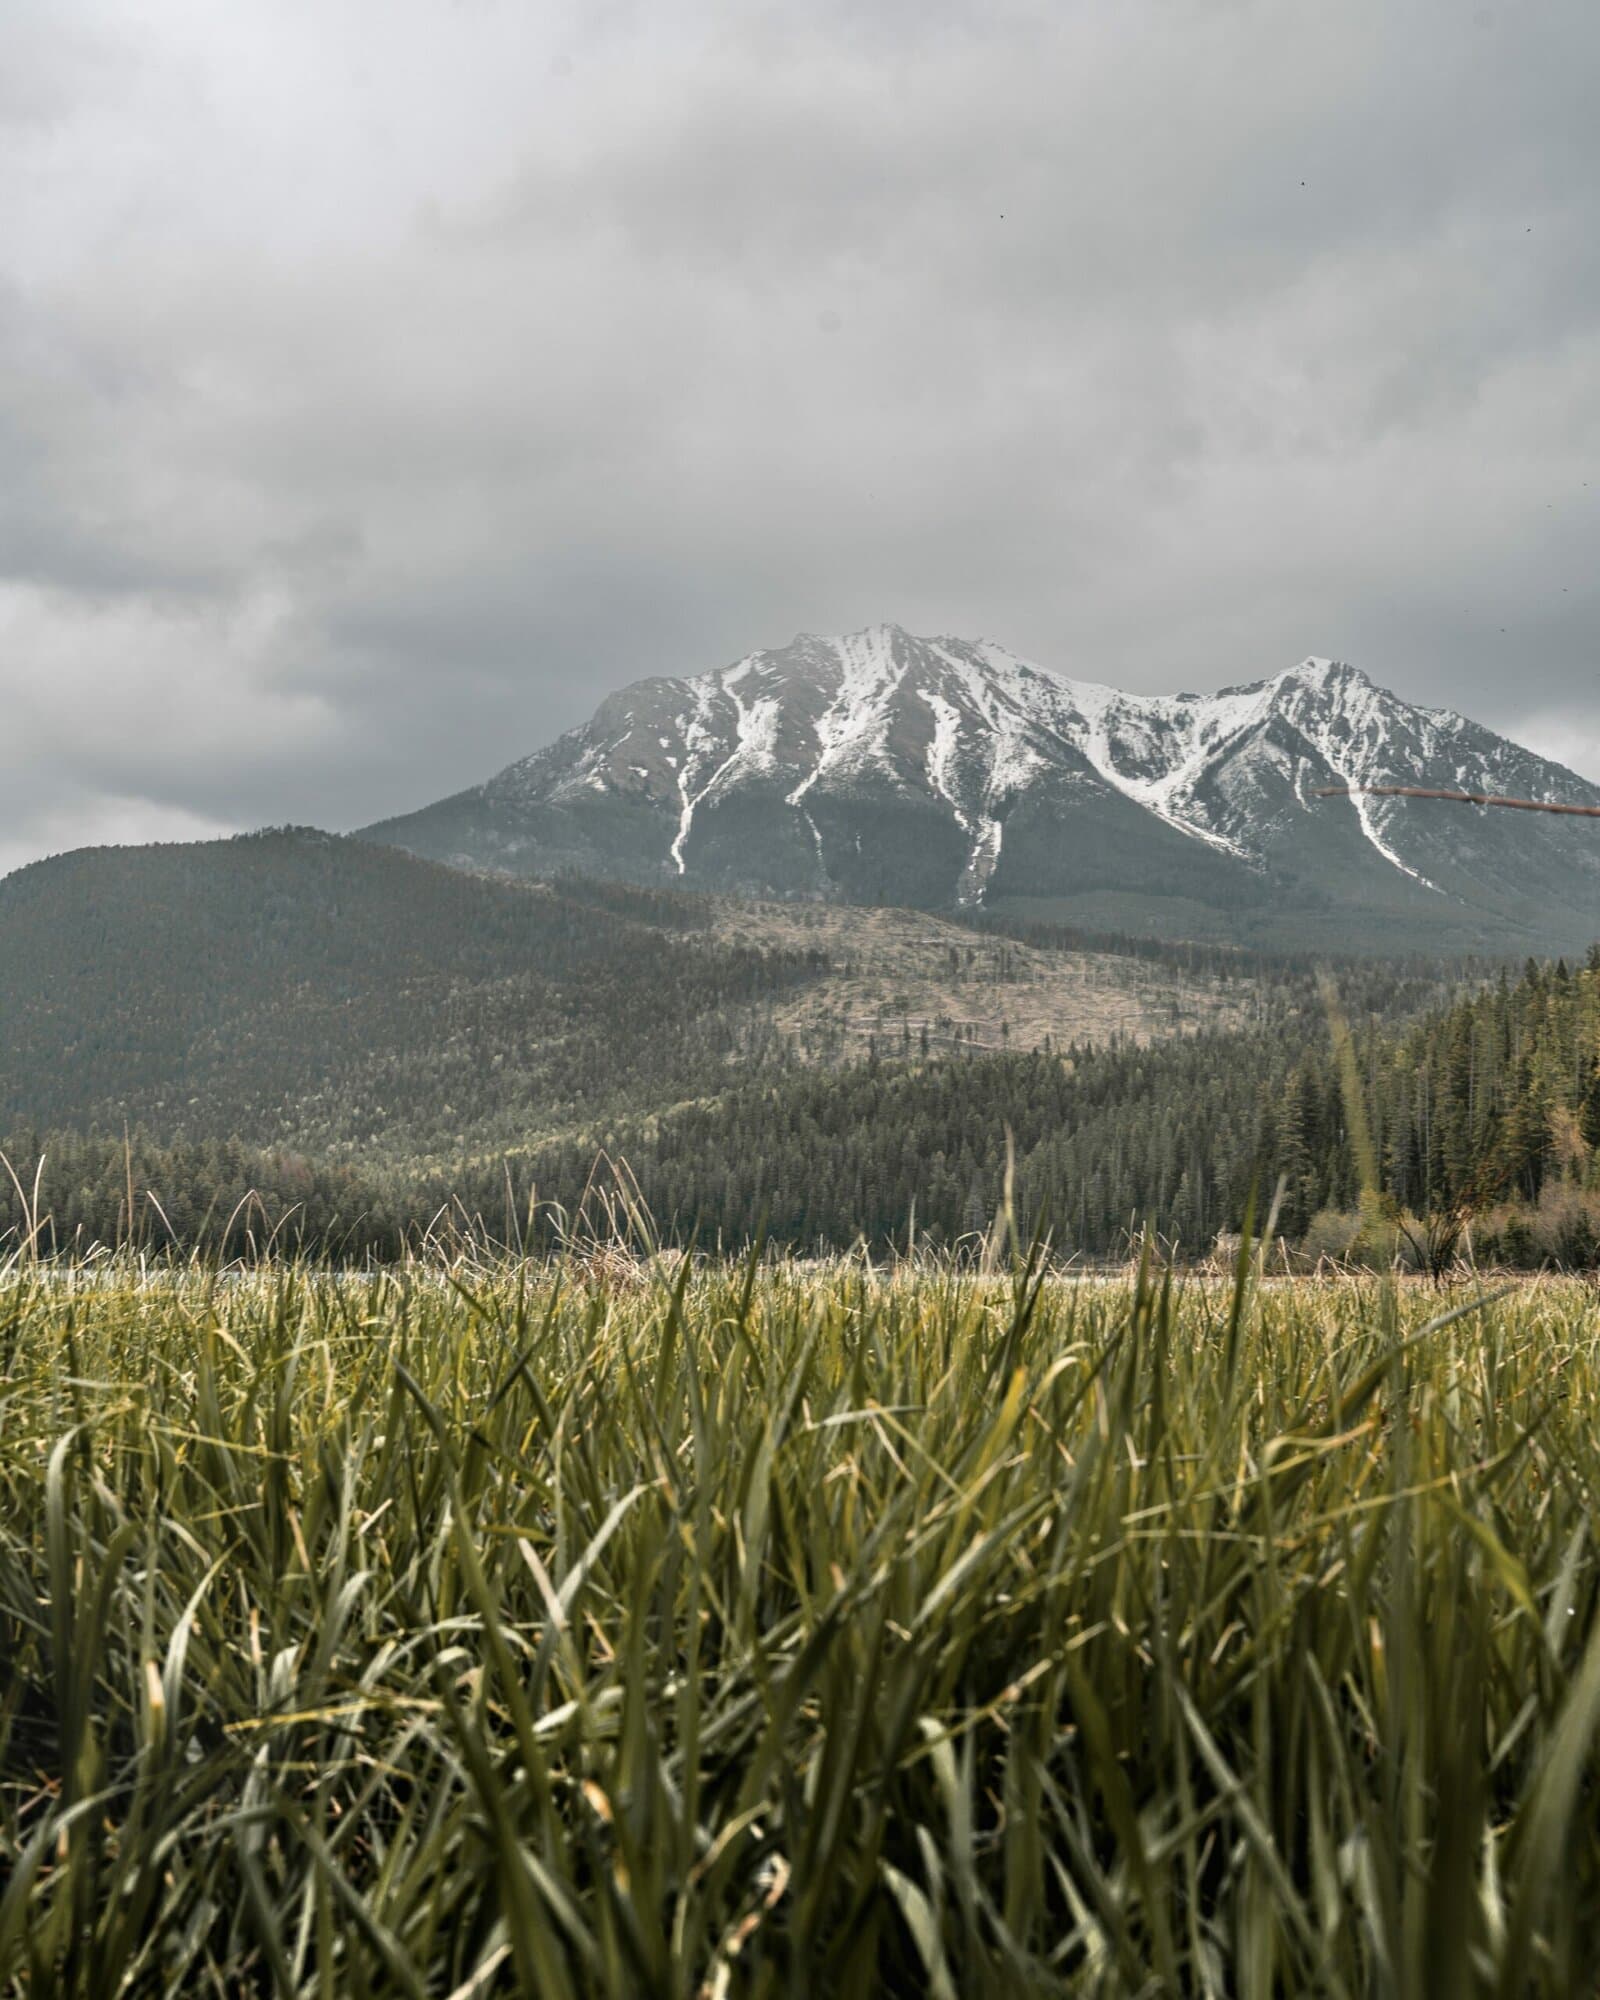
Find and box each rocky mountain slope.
[364,625,1600,951]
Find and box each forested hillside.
[1354,948,1600,1262]
[0,831,1305,1158]
[511,948,1598,1260]
[0,952,1497,1262]
[0,831,820,1155]
[482,985,1398,1256]
[0,1128,408,1260]
[7,826,1592,1265]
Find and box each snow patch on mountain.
[788,624,908,806]
[671,683,730,873]
[921,689,973,833]
[1057,675,1257,857]
[1272,662,1444,891]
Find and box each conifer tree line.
[5,947,1598,1266]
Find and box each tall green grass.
[2,1253,1599,1994]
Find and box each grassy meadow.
[3,1253,1600,1995]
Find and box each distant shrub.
[1472,1188,1600,1270]
[1301,1207,1365,1264]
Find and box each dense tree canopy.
[11,950,1595,1265]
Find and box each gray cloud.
[3,0,1598,873]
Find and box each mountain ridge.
[364,625,1600,951]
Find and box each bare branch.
[1316,784,1600,819]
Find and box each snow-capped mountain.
[363,625,1600,951]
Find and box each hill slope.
[0,833,1281,1161]
[1,951,1453,1261]
[704,900,1258,1061]
[0,831,817,1155]
[364,625,1600,951]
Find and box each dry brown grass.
[712,899,1255,1061]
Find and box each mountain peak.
[793,620,911,647]
[1278,655,1368,688]
[362,630,1600,953]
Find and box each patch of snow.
[985,728,1049,800]
[957,818,1004,904]
[926,642,1054,809]
[671,687,726,874]
[1274,673,1444,891]
[668,660,789,870]
[788,625,908,805]
[1052,674,1260,857]
[920,688,975,834]
[798,805,827,880]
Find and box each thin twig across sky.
[1317,785,1600,819]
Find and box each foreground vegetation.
[3,1253,1600,1994]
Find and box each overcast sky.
[3,0,1597,874]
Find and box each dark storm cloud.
[2,0,1598,873]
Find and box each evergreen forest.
[7,948,1600,1267]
